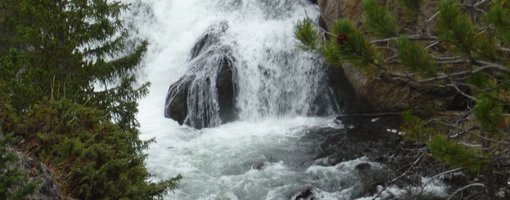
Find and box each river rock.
[165,22,238,129]
[293,187,315,200]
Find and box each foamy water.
[119,0,448,199]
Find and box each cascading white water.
[119,0,447,199]
[157,0,339,128]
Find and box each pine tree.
[0,81,38,200]
[0,0,148,132]
[0,0,180,198]
[296,0,510,198]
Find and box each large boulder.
[216,56,237,123]
[165,22,238,129]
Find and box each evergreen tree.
[0,79,38,200]
[0,0,180,199]
[0,0,148,132]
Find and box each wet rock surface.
[165,22,238,129]
[302,115,510,199]
[299,116,454,199]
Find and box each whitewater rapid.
[119,0,449,199]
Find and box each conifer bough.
[295,0,510,198]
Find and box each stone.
[355,163,371,171]
[165,22,238,129]
[293,187,315,200]
[13,150,62,200]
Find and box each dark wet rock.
[216,56,237,123]
[165,22,238,129]
[189,22,228,60]
[316,116,402,162]
[327,65,372,114]
[165,76,193,125]
[251,161,265,170]
[355,163,371,171]
[293,187,315,200]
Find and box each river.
[122,0,445,199]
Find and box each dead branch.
[372,152,426,200]
[446,183,485,200]
[416,168,463,197]
[418,64,510,83]
[370,35,439,45]
[446,83,476,101]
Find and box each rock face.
[165,22,238,129]
[317,0,464,113]
[13,150,62,200]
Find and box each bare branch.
[417,168,463,197]
[446,83,476,101]
[436,59,470,65]
[427,11,440,23]
[476,60,510,72]
[370,35,439,44]
[425,41,440,49]
[474,0,488,7]
[303,9,335,37]
[418,64,510,83]
[497,47,510,53]
[446,183,485,200]
[372,152,426,200]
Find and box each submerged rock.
[293,187,315,200]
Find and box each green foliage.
[401,110,431,142]
[0,0,181,198]
[362,0,400,37]
[486,0,510,45]
[0,92,38,199]
[294,0,510,189]
[0,134,38,200]
[18,99,180,199]
[473,96,504,134]
[396,36,437,77]
[397,0,422,12]
[428,135,489,173]
[294,19,320,50]
[0,49,40,112]
[322,19,375,67]
[437,0,476,55]
[474,33,500,60]
[0,0,147,131]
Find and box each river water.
[121,0,446,199]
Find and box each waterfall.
[119,0,412,199]
[151,0,340,129]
